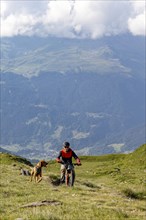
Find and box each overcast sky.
[1,0,145,38]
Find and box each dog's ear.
[40,160,46,167]
[42,160,48,167]
[37,160,48,167]
[40,160,44,166]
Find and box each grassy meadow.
[0,144,146,220]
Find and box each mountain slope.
[0,151,33,166]
[1,35,145,77]
[0,145,146,220]
[123,144,146,168]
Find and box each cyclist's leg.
[60,164,66,183]
[71,167,75,186]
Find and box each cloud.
[128,1,146,36]
[1,0,145,38]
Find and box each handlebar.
[73,163,82,166]
[59,161,81,166]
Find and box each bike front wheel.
[66,169,75,187]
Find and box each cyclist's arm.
[72,151,81,164]
[56,151,62,163]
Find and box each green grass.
[0,153,33,166]
[0,144,146,220]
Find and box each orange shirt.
[56,148,79,164]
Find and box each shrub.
[122,188,146,200]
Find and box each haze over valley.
[0,1,145,159]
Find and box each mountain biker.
[56,141,81,183]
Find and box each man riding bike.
[56,141,81,184]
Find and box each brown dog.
[30,160,48,183]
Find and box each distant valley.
[0,34,145,159]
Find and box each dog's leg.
[30,171,34,182]
[36,174,42,183]
[34,174,38,183]
[37,177,42,183]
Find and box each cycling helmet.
[63,141,70,148]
